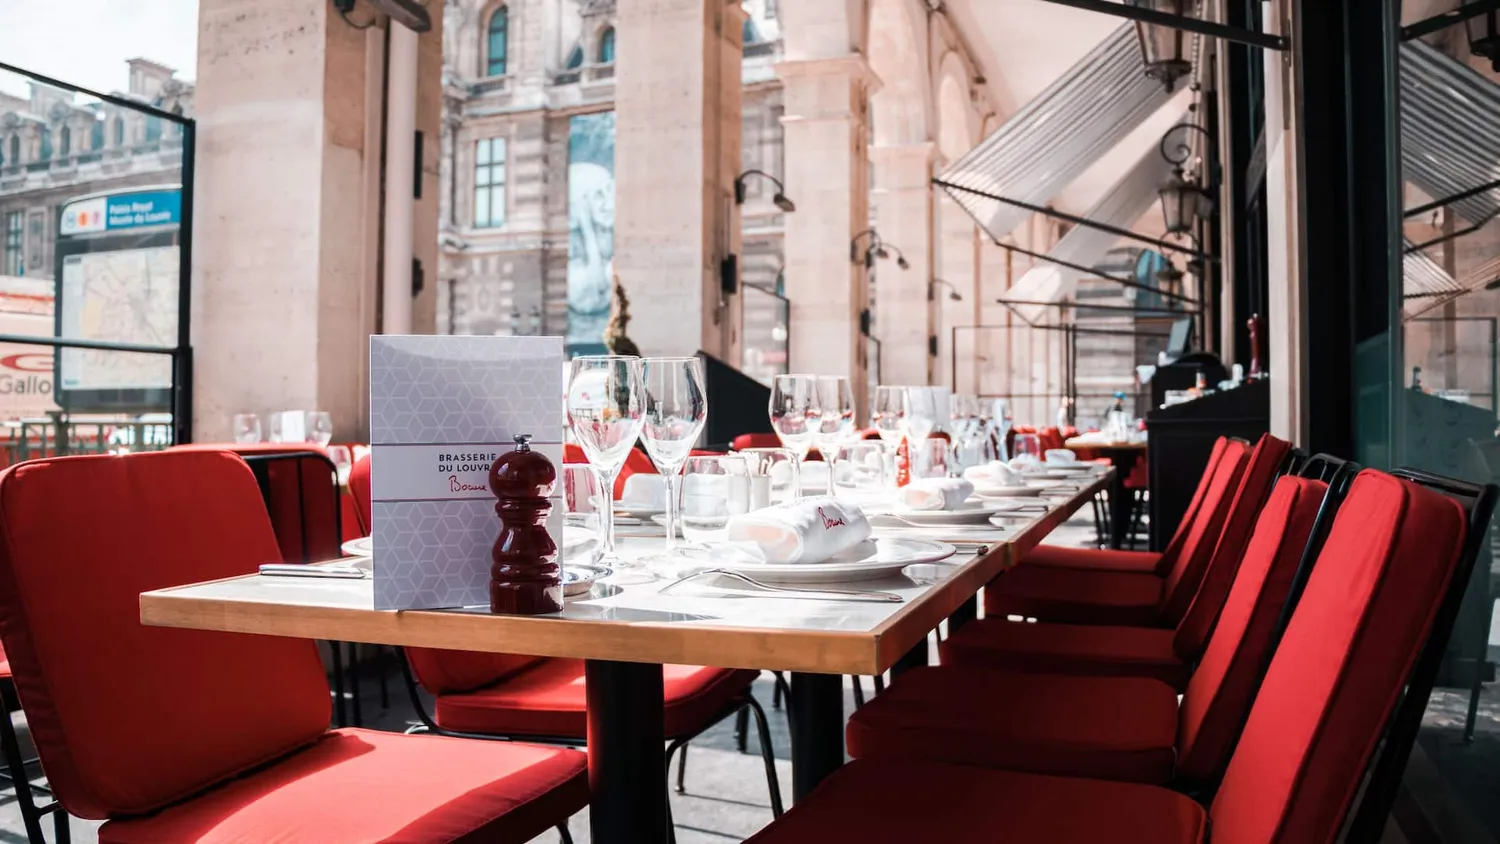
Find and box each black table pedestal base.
[586,659,667,844]
[788,672,844,802]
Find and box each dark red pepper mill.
[488,434,563,615]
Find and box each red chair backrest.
[1208,470,1469,843]
[0,452,330,819]
[1037,427,1065,451]
[1153,438,1249,618]
[172,444,341,563]
[563,443,657,499]
[1170,433,1292,654]
[1174,475,1325,783]
[349,452,372,535]
[733,433,784,451]
[405,648,545,696]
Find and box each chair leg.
[850,675,865,710]
[328,641,347,727]
[771,671,790,711]
[347,643,364,728]
[378,646,391,710]
[53,810,70,844]
[734,706,750,753]
[556,821,574,844]
[675,743,689,794]
[0,685,46,844]
[744,694,785,817]
[872,673,886,695]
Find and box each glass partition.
[741,283,788,385]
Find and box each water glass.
[306,411,334,447]
[1012,432,1043,466]
[769,374,820,461]
[562,464,607,567]
[871,386,906,448]
[901,387,940,443]
[566,356,644,566]
[738,447,800,508]
[679,455,749,544]
[833,442,888,496]
[911,436,954,480]
[327,445,353,486]
[232,413,262,444]
[639,357,708,550]
[815,376,855,495]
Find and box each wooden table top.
[141,473,1108,676]
[1066,437,1147,451]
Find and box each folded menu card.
[370,336,564,610]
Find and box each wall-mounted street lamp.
[1157,120,1215,235]
[1129,0,1194,92]
[1466,3,1500,71]
[735,169,796,212]
[929,278,963,302]
[851,229,911,270]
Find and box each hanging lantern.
[1129,0,1194,92]
[1465,4,1500,72]
[1156,262,1184,296]
[1157,166,1199,235]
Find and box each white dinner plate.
[340,536,373,558]
[888,503,1009,525]
[616,503,666,519]
[972,484,1046,498]
[710,537,956,584]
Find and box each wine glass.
[949,394,982,471]
[871,386,905,447]
[814,376,855,496]
[327,445,353,486]
[833,442,887,497]
[306,411,334,447]
[769,374,820,463]
[638,358,707,551]
[562,465,606,567]
[1012,432,1043,467]
[232,413,261,444]
[901,387,939,443]
[566,355,644,568]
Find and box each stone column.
[936,190,979,389]
[776,55,877,406]
[193,2,441,441]
[870,142,934,387]
[614,0,744,360]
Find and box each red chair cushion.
[846,667,1178,784]
[740,760,1205,844]
[1208,471,1468,843]
[733,433,784,451]
[434,661,759,738]
[1174,475,1326,783]
[1167,434,1292,654]
[349,452,371,534]
[0,452,331,818]
[983,565,1163,626]
[97,728,589,844]
[171,444,343,563]
[1019,545,1162,574]
[406,649,547,696]
[940,621,1188,690]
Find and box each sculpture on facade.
[602,272,640,357]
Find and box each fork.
[658,568,904,603]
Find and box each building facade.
[0,59,193,282]
[436,0,788,375]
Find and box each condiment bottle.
[488,434,563,615]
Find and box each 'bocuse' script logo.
[817,507,846,530]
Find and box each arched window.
[39,128,51,161]
[90,118,104,150]
[145,116,162,143]
[58,126,70,157]
[598,27,616,63]
[565,44,584,69]
[486,6,509,76]
[114,117,125,147]
[7,135,17,164]
[743,17,760,44]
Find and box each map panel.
[59,246,178,390]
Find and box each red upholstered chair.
[1025,436,1231,575]
[983,437,1254,626]
[847,475,1331,785]
[0,642,67,844]
[947,435,1294,688]
[732,432,784,451]
[743,468,1485,844]
[400,649,783,819]
[348,452,371,535]
[564,442,658,499]
[0,451,588,844]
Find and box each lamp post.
[1129,0,1194,92]
[1466,4,1500,70]
[1157,120,1214,236]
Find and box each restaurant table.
[1066,438,1146,549]
[141,472,1108,844]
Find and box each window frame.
[472,136,508,229]
[485,5,509,77]
[3,212,23,277]
[598,26,616,64]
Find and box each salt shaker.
[488,434,563,615]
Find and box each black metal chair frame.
[0,679,68,844]
[241,451,388,728]
[397,650,784,837]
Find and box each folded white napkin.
[1044,449,1078,465]
[898,478,974,511]
[964,461,1024,487]
[724,496,871,564]
[1008,453,1041,470]
[620,473,666,508]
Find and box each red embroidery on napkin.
[817,507,847,530]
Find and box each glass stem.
[662,469,679,551]
[825,453,837,497]
[597,465,619,560]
